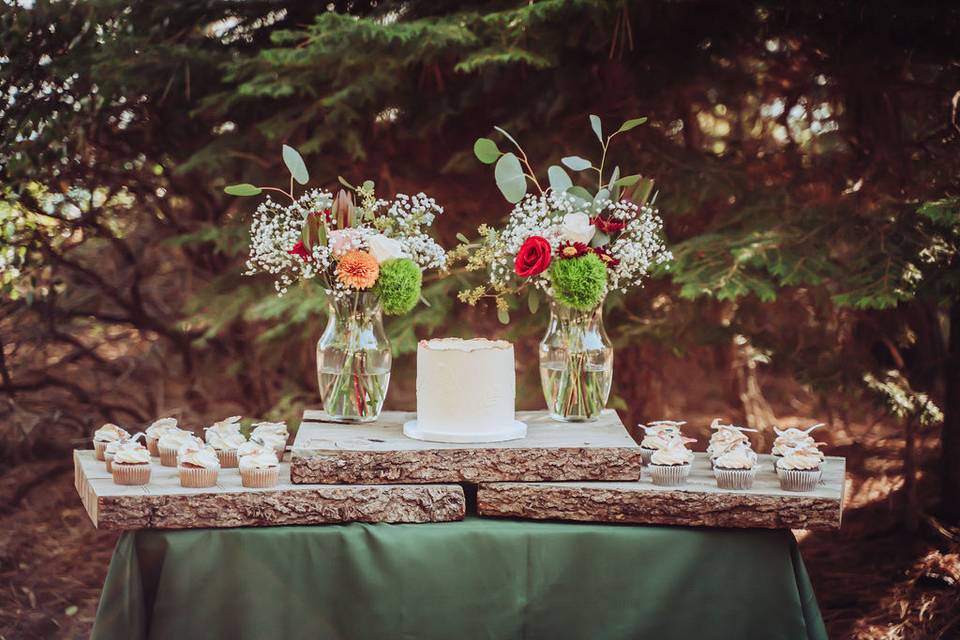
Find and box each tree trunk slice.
[74,450,465,530]
[478,454,845,530]
[291,410,642,484]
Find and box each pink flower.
[328,228,363,257]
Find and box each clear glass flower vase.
[538,299,613,422]
[316,291,392,422]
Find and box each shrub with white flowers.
[228,146,446,313]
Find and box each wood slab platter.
[478,453,845,530]
[291,409,641,484]
[73,450,465,530]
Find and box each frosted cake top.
[419,338,512,352]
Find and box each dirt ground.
[1,420,958,639]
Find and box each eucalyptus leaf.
[590,230,610,248]
[608,166,620,188]
[493,125,520,149]
[566,186,594,202]
[616,117,648,134]
[561,156,592,171]
[224,183,261,196]
[494,152,527,204]
[589,114,603,143]
[594,188,610,205]
[473,138,502,164]
[282,144,309,185]
[613,173,643,188]
[337,175,354,190]
[547,165,572,193]
[528,290,540,314]
[497,306,510,324]
[635,178,655,205]
[456,232,470,244]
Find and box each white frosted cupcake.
[649,438,694,486]
[771,423,824,470]
[206,430,247,468]
[177,445,221,488]
[706,419,756,468]
[638,421,686,465]
[250,421,289,461]
[713,444,758,489]
[776,447,824,491]
[104,433,146,473]
[111,444,152,485]
[93,423,130,461]
[157,429,203,467]
[239,450,280,488]
[144,417,178,456]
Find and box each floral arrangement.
[451,115,671,321]
[225,145,447,421]
[227,145,446,313]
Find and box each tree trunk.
[942,301,960,523]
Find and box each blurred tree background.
[3,1,960,636]
[3,0,960,508]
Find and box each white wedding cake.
[403,338,527,443]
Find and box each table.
[91,518,827,640]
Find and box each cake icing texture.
[404,338,527,443]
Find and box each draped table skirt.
[92,517,827,640]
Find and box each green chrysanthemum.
[375,258,422,315]
[549,252,607,310]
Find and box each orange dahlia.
[336,250,379,289]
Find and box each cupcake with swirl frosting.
[706,419,757,468]
[204,417,247,468]
[250,421,289,461]
[648,437,695,486]
[93,423,130,461]
[713,443,758,489]
[776,446,824,492]
[104,433,146,473]
[157,429,203,467]
[178,444,221,488]
[111,443,152,485]
[771,423,824,470]
[239,449,280,488]
[144,417,178,456]
[638,421,686,465]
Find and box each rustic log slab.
[73,450,465,530]
[478,454,845,530]
[291,409,641,484]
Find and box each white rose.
[367,234,406,263]
[560,212,596,244]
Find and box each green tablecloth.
[91,518,827,640]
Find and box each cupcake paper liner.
[178,466,218,488]
[777,468,821,492]
[650,463,691,487]
[640,448,656,466]
[714,467,756,490]
[216,449,239,469]
[240,467,279,489]
[112,463,151,486]
[158,446,179,467]
[94,441,108,461]
[146,436,160,457]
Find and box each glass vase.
[316,291,391,422]
[538,299,613,422]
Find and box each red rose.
[514,236,552,277]
[591,216,626,234]
[593,246,620,267]
[288,240,312,262]
[557,241,590,259]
